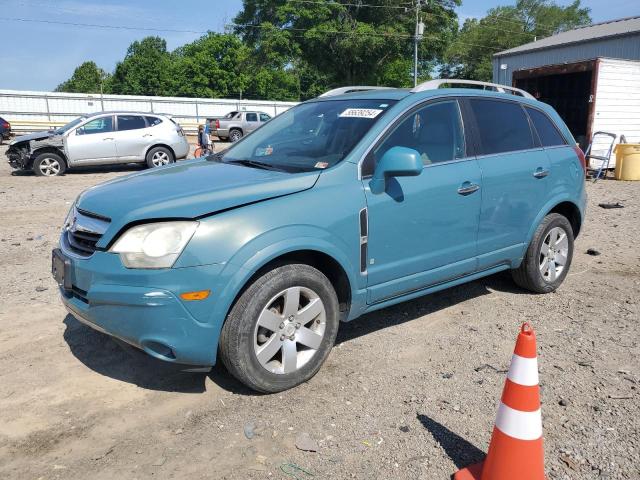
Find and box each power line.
[0,16,208,34]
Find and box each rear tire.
[33,152,66,177]
[219,264,339,393]
[229,129,242,142]
[146,146,174,168]
[511,213,574,293]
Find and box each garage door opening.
[513,60,595,150]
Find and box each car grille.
[64,208,110,257]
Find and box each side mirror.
[369,146,422,194]
[75,128,84,136]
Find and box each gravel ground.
[0,143,638,480]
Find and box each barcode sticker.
[339,108,383,119]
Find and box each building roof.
[495,16,640,57]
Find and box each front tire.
[512,213,574,293]
[33,152,66,177]
[146,146,174,168]
[219,264,339,393]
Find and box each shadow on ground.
[62,271,525,394]
[417,413,485,469]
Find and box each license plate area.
[52,248,72,292]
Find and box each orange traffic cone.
[454,323,545,480]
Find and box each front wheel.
[219,264,339,393]
[33,152,66,177]
[511,213,574,293]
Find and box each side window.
[525,107,566,147]
[145,116,162,127]
[372,100,465,170]
[77,116,113,135]
[259,113,271,122]
[469,99,534,155]
[246,113,258,122]
[117,115,147,131]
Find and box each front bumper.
[57,248,225,365]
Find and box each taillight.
[573,145,586,175]
[1,122,8,129]
[215,119,220,129]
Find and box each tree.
[55,61,110,94]
[234,0,460,98]
[109,37,174,96]
[442,0,591,81]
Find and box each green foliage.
[55,61,110,94]
[443,0,591,81]
[110,37,174,96]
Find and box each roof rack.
[411,79,535,99]
[319,86,394,97]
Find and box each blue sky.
[1,0,637,91]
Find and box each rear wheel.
[219,264,339,393]
[511,213,574,293]
[33,152,66,177]
[229,129,242,142]
[146,146,174,168]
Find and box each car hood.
[10,131,56,145]
[77,159,320,237]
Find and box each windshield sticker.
[339,108,383,119]
[255,146,274,157]
[314,162,329,169]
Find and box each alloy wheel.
[39,157,61,176]
[539,226,569,282]
[253,286,326,375]
[151,151,170,167]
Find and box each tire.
[511,213,574,293]
[33,152,66,177]
[146,146,174,168]
[229,129,243,143]
[219,264,340,393]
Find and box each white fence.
[0,89,298,134]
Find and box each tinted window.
[145,116,162,126]
[78,116,113,135]
[259,113,271,122]
[117,115,146,131]
[246,113,258,122]
[470,99,534,155]
[373,100,465,169]
[526,107,566,147]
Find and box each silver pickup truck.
[209,111,272,142]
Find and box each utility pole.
[414,0,424,87]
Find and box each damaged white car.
[6,112,189,176]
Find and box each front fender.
[205,227,360,329]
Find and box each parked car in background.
[0,116,11,144]
[53,81,586,393]
[6,112,189,176]
[211,111,272,142]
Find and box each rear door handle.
[533,168,550,178]
[457,182,480,195]
[103,137,114,141]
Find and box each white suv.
[6,112,190,176]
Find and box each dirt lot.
[0,143,638,480]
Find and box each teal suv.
[53,80,587,392]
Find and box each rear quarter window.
[469,99,534,155]
[525,107,567,147]
[145,116,162,127]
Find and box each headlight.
[62,202,76,232]
[110,221,198,269]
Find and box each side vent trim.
[359,208,368,275]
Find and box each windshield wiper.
[225,159,286,171]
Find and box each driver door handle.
[103,137,114,141]
[457,182,480,195]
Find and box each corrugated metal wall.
[492,34,640,85]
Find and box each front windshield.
[220,99,396,172]
[55,116,86,134]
